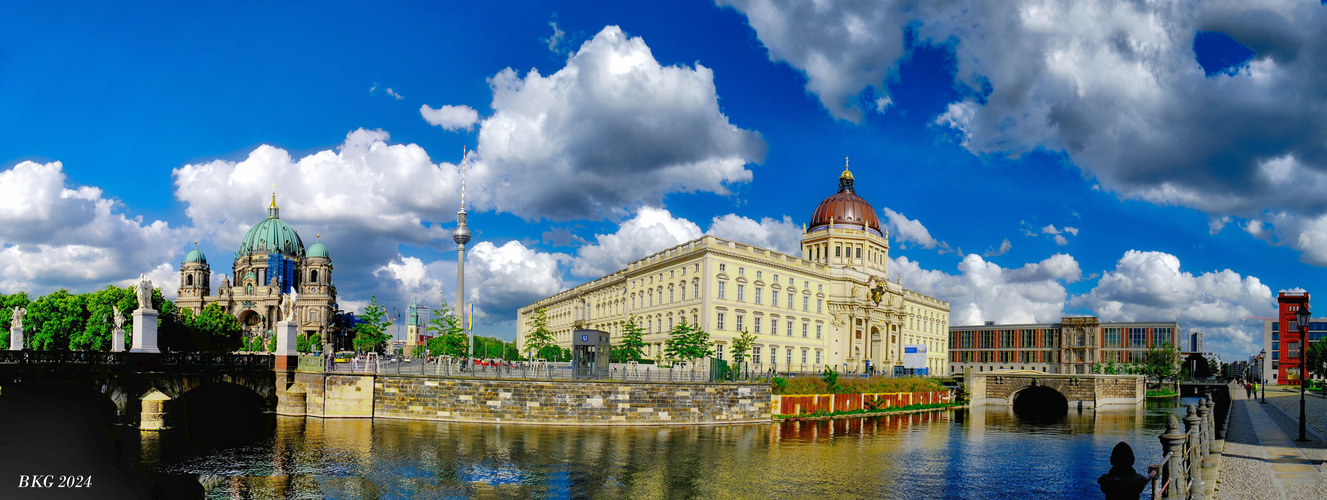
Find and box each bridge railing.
[0,350,274,370]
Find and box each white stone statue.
[10,306,25,329]
[279,293,295,321]
[133,274,154,310]
[112,305,125,330]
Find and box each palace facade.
[947,317,1180,375]
[516,164,951,374]
[176,193,338,344]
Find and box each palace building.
[947,317,1180,375]
[176,192,338,345]
[516,162,951,374]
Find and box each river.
[0,390,1199,499]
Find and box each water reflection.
[134,398,1200,499]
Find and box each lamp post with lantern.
[1295,304,1310,442]
[1258,349,1267,404]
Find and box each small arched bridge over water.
[967,372,1146,409]
[0,351,276,427]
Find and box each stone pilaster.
[140,389,171,431]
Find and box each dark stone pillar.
[1097,442,1149,499]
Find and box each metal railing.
[0,350,274,370]
[317,356,772,384]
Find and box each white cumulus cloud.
[893,253,1082,327]
[466,25,767,220]
[706,214,802,255]
[570,207,702,278]
[420,104,480,131]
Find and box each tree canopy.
[352,296,390,353]
[426,300,467,357]
[663,318,713,366]
[611,315,646,363]
[730,328,757,371]
[523,308,556,360]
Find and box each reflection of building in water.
[518,164,950,374]
[948,316,1179,375]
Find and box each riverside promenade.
[1216,385,1327,498]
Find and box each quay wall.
[285,372,773,425]
[775,391,953,416]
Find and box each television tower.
[453,148,473,358]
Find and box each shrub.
[772,375,943,395]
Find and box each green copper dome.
[185,247,207,264]
[308,241,329,259]
[237,193,305,257]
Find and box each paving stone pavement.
[1216,385,1327,499]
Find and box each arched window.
[311,270,319,283]
[186,275,193,286]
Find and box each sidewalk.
[1216,386,1327,499]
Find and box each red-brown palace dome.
[807,164,881,234]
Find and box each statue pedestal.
[131,309,160,353]
[111,327,125,352]
[275,321,298,355]
[9,326,22,350]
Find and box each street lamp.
[1259,349,1267,404]
[1296,304,1311,442]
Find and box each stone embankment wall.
[775,391,953,416]
[284,372,772,425]
[968,373,1146,407]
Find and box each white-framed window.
[803,296,809,311]
[737,285,745,302]
[739,267,745,275]
[717,344,724,360]
[816,325,822,339]
[787,293,794,309]
[755,288,763,304]
[771,320,778,336]
[754,317,762,334]
[680,286,685,301]
[719,263,726,272]
[669,287,674,303]
[771,293,778,308]
[693,282,699,298]
[787,321,793,336]
[817,299,823,314]
[753,347,762,364]
[717,313,725,330]
[815,351,822,365]
[756,271,762,279]
[802,323,808,338]
[802,350,807,364]
[718,282,726,299]
[736,315,744,332]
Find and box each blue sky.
[4,1,1326,362]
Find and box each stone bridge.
[0,351,276,427]
[967,371,1146,408]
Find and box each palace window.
[802,350,807,364]
[693,282,699,298]
[736,315,744,332]
[787,293,794,310]
[817,299,823,314]
[836,246,841,257]
[815,351,821,365]
[755,288,763,304]
[648,292,653,307]
[668,318,673,331]
[718,282,726,299]
[680,286,685,301]
[739,267,745,275]
[787,321,793,336]
[801,323,807,338]
[719,263,726,272]
[816,325,822,339]
[755,317,762,334]
[803,297,809,312]
[717,313,725,330]
[737,285,745,302]
[771,292,778,308]
[716,344,724,361]
[786,350,792,367]
[753,347,762,364]
[669,287,674,303]
[756,271,762,279]
[856,247,861,258]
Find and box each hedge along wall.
[776,391,954,416]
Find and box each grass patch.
[776,401,962,419]
[1146,388,1178,397]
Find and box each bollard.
[1206,397,1221,450]
[1097,442,1149,500]
[1158,415,1187,499]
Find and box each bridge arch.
[172,381,274,444]
[1011,384,1069,419]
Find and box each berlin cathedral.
[176,192,337,345]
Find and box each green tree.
[297,334,310,353]
[611,315,646,363]
[1141,342,1182,389]
[352,296,390,353]
[1207,358,1220,378]
[1306,339,1327,381]
[26,289,86,350]
[426,301,467,357]
[730,328,757,374]
[176,302,243,352]
[663,318,713,366]
[523,308,556,360]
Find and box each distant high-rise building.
[1189,330,1204,353]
